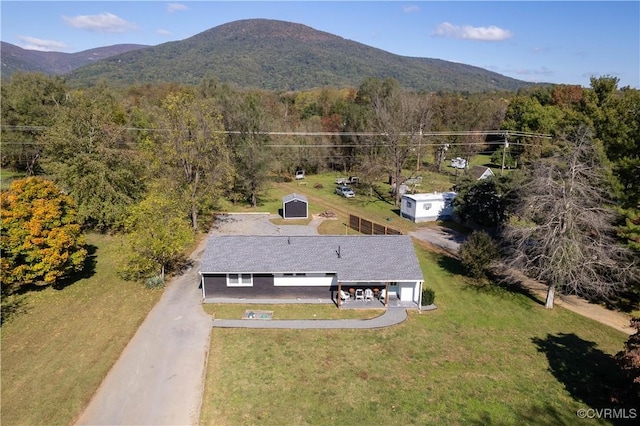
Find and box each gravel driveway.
[409,225,467,253]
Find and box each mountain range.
[1,19,541,92]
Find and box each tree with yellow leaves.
[1,177,87,293]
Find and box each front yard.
[200,246,630,425]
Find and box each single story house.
[400,192,456,222]
[199,235,424,307]
[468,165,495,180]
[282,193,308,219]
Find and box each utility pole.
[501,132,509,176]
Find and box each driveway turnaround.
[75,239,212,426]
[212,308,408,329]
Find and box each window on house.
[423,203,432,210]
[406,201,413,208]
[227,273,253,287]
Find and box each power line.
[0,125,552,139]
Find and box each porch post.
[384,281,389,306]
[200,274,205,301]
[337,281,342,308]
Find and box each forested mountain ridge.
[0,42,148,77]
[5,19,541,92]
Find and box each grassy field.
[0,233,163,426]
[200,246,630,425]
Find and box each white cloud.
[156,29,172,36]
[432,22,513,41]
[403,5,420,13]
[17,36,68,52]
[167,3,188,13]
[62,12,136,33]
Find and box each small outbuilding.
[282,193,308,219]
[469,165,495,180]
[400,192,456,222]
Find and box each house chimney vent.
[336,245,341,258]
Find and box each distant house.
[400,192,457,222]
[199,235,424,307]
[468,166,495,180]
[282,193,308,219]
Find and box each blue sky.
[2,1,638,88]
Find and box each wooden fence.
[349,214,402,235]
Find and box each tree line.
[1,72,638,302]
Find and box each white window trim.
[227,273,253,287]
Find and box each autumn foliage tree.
[1,177,87,293]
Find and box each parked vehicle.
[335,186,355,198]
[348,176,360,185]
[335,177,348,185]
[295,170,305,180]
[451,157,467,169]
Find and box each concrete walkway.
[212,307,408,329]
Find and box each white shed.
[400,192,456,222]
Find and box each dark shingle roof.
[200,235,424,282]
[469,165,494,180]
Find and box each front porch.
[336,294,419,310]
[336,281,422,310]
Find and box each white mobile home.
[400,192,456,222]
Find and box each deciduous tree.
[1,177,87,292]
[501,127,637,308]
[122,186,194,281]
[155,90,232,230]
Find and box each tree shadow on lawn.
[1,245,97,324]
[531,333,633,424]
[436,254,544,308]
[469,403,582,426]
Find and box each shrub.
[458,230,499,279]
[145,275,165,289]
[422,287,436,305]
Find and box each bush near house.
[422,287,436,305]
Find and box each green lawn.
[0,168,26,190]
[200,246,629,425]
[0,233,163,426]
[1,169,633,426]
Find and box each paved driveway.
[76,238,211,426]
[76,213,321,425]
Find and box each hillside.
[4,19,539,92]
[66,19,538,92]
[1,42,148,77]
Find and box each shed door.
[284,200,307,218]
